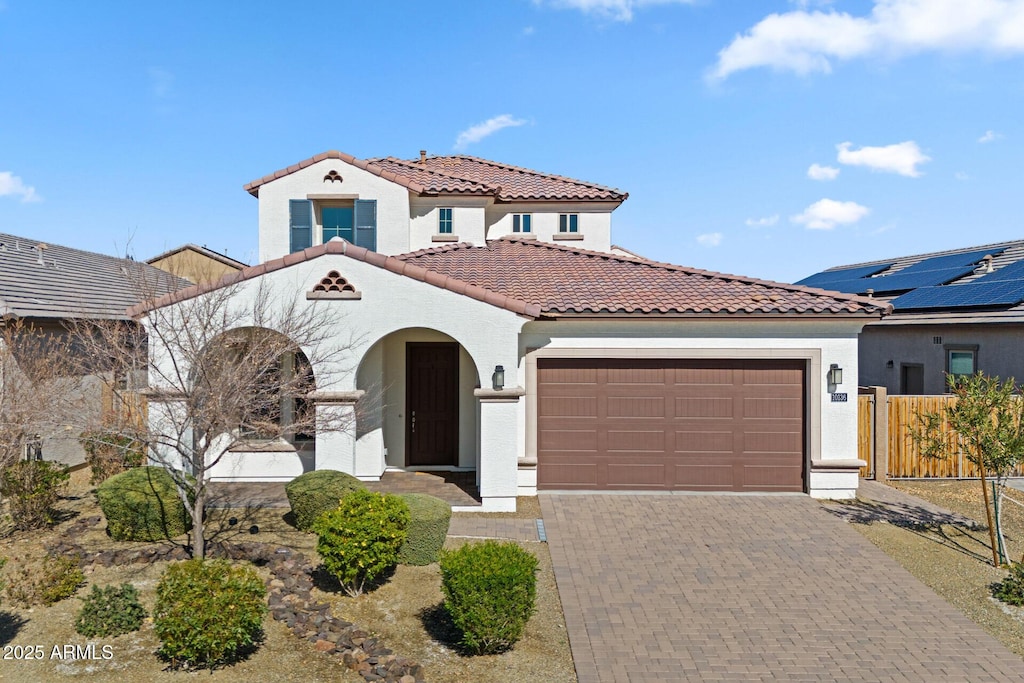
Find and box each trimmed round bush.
[397,493,451,566]
[154,559,266,669]
[440,540,538,655]
[97,466,191,541]
[314,489,409,596]
[285,469,366,532]
[75,583,147,637]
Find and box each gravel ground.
[825,479,1024,657]
[1,475,573,682]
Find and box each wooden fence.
[860,393,1024,479]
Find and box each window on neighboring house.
[23,435,42,461]
[945,345,978,387]
[559,214,579,233]
[512,214,532,233]
[290,199,377,253]
[438,208,453,234]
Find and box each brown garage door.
[537,358,805,492]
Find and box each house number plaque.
[831,393,848,402]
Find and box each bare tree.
[0,318,83,473]
[75,277,356,558]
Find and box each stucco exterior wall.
[257,159,412,262]
[409,198,487,250]
[484,202,614,252]
[518,318,867,498]
[144,251,526,507]
[148,250,243,285]
[859,323,1024,395]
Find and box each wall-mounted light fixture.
[493,365,505,391]
[886,360,894,369]
[827,363,843,387]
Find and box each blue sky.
[2,0,1024,283]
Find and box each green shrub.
[440,540,538,655]
[96,466,191,541]
[5,553,84,607]
[80,429,145,484]
[154,559,266,669]
[314,489,408,596]
[0,459,70,530]
[993,562,1024,606]
[285,469,366,531]
[397,493,451,566]
[75,583,147,637]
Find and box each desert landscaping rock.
[49,519,426,682]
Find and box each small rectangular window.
[438,208,453,234]
[512,214,532,233]
[948,350,975,377]
[559,214,578,233]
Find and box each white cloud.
[0,171,41,203]
[978,129,1003,143]
[536,0,695,23]
[836,141,930,177]
[149,67,174,99]
[696,232,723,247]
[791,198,869,230]
[454,114,527,150]
[522,26,536,36]
[955,171,970,180]
[710,0,1024,81]
[745,215,779,227]
[807,163,840,180]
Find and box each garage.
[537,358,806,492]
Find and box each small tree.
[0,319,81,474]
[913,372,1024,565]
[73,278,358,559]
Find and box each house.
[796,239,1024,395]
[244,150,628,261]
[136,151,889,511]
[146,244,247,285]
[0,232,189,466]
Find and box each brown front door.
[406,343,459,466]
[537,358,806,492]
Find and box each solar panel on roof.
[970,258,1024,283]
[795,262,894,288]
[859,265,980,294]
[891,279,1024,310]
[897,248,1006,273]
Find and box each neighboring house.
[135,151,889,511]
[0,232,189,466]
[797,239,1024,395]
[244,150,628,262]
[147,244,247,284]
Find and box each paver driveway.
[540,494,1024,682]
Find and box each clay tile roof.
[242,150,627,203]
[394,239,890,317]
[368,155,628,202]
[131,238,887,320]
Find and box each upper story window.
[513,214,532,233]
[559,214,579,233]
[438,208,454,234]
[290,199,377,253]
[322,206,354,243]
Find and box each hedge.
[284,469,366,531]
[96,466,191,541]
[397,493,451,566]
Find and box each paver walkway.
[540,494,1024,682]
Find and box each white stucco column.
[471,388,524,512]
[311,390,375,478]
[141,388,191,473]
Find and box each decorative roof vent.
[323,169,343,184]
[307,270,361,300]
